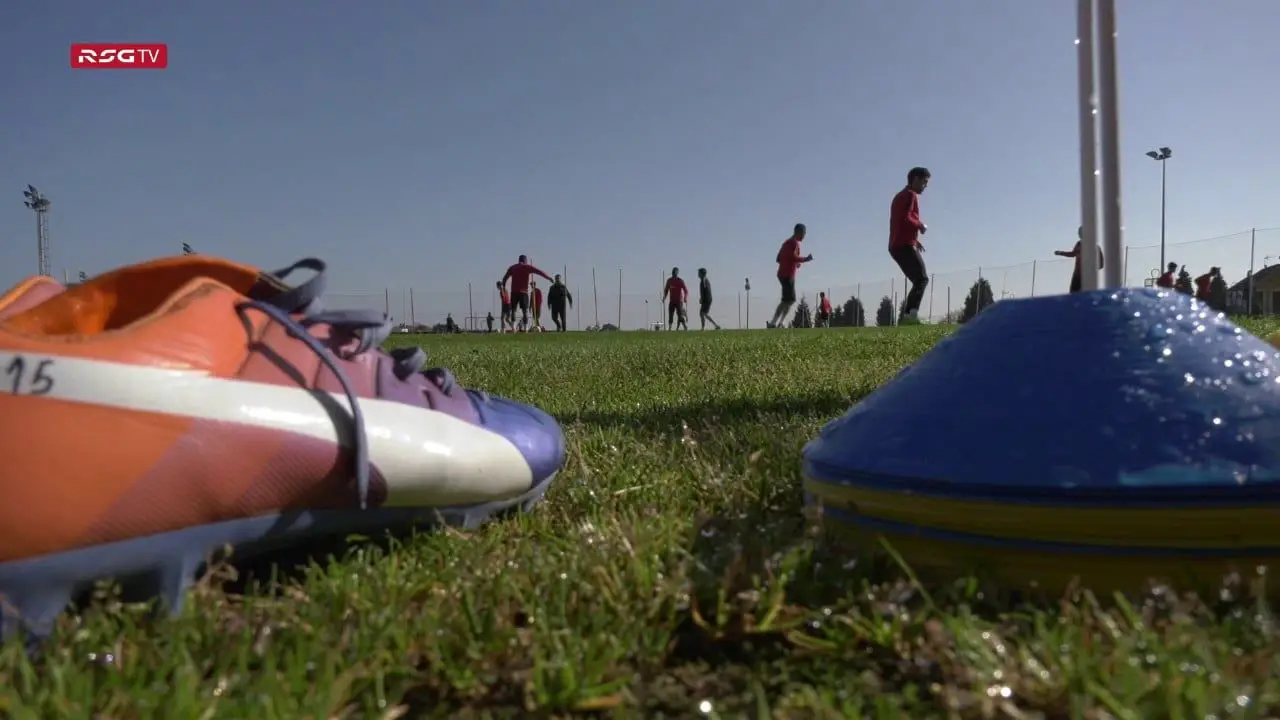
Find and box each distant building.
[1229,264,1280,315]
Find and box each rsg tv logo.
[70,43,168,70]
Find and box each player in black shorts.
[696,268,721,330]
[767,224,812,329]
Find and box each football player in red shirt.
[1195,267,1219,302]
[531,281,545,331]
[501,255,552,331]
[889,167,930,324]
[496,280,513,332]
[1155,262,1178,289]
[817,291,833,328]
[767,223,813,328]
[663,268,689,330]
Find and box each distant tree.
[959,278,996,324]
[791,296,813,328]
[876,296,895,326]
[841,296,867,327]
[1208,273,1229,311]
[831,303,844,326]
[1174,267,1194,295]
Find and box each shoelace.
[234,258,458,509]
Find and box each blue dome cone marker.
[804,288,1280,504]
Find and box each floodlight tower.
[1145,147,1172,269]
[22,185,52,277]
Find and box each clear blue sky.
[3,0,1279,326]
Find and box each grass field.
[4,321,1280,718]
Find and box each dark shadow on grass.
[211,502,535,598]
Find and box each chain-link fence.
[334,227,1280,330]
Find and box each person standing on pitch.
[889,168,931,324]
[817,292,833,328]
[548,274,573,332]
[1055,226,1104,293]
[486,311,495,333]
[767,223,813,328]
[501,255,553,332]
[662,268,689,330]
[1194,267,1220,303]
[1155,262,1178,289]
[697,268,721,330]
[497,280,513,332]
[531,281,545,331]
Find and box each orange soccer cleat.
[0,255,565,642]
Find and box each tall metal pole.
[22,186,52,277]
[37,204,50,278]
[384,288,390,316]
[1248,228,1257,315]
[1076,0,1101,292]
[468,283,475,330]
[1096,0,1125,289]
[1159,158,1167,269]
[1031,260,1038,297]
[36,210,46,276]
[592,267,600,327]
[927,275,935,321]
[617,268,622,329]
[410,288,416,326]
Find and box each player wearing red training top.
[1195,267,1219,302]
[817,291,833,328]
[767,223,813,328]
[496,280,513,333]
[531,281,545,331]
[889,167,930,324]
[663,268,689,331]
[1155,262,1178,289]
[501,255,552,331]
[1054,226,1104,293]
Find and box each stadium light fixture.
[1146,146,1173,268]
